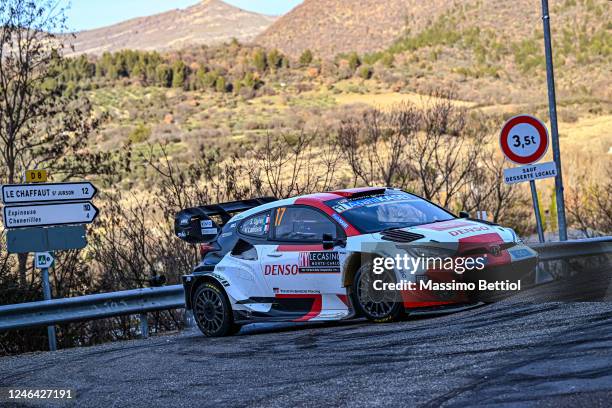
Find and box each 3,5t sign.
[499,115,549,165]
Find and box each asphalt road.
[2,275,612,408]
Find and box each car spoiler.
[190,197,278,224]
[174,197,277,244]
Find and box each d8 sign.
[499,115,549,165]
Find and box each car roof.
[229,187,392,223]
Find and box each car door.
[259,205,349,320]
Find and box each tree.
[0,1,116,287]
[267,49,283,70]
[171,60,187,88]
[156,64,173,87]
[299,49,314,66]
[252,49,267,73]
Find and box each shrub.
[358,65,373,80]
[252,49,267,72]
[299,49,314,66]
[128,123,151,144]
[347,52,361,71]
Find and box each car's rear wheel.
[352,262,404,323]
[192,282,237,337]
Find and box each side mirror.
[322,233,346,250]
[459,211,470,219]
[322,233,335,250]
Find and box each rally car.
[176,187,538,336]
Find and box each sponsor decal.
[179,215,191,226]
[420,220,473,231]
[200,219,213,228]
[265,264,299,275]
[331,192,414,213]
[298,251,341,273]
[448,225,490,236]
[331,213,349,229]
[211,273,230,287]
[274,288,321,294]
[201,227,218,235]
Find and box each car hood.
[405,219,514,242]
[346,218,515,250]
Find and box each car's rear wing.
[174,197,277,244]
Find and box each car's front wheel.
[352,263,404,323]
[192,282,237,337]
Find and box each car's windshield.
[325,191,455,233]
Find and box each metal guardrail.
[0,236,610,335]
[530,236,612,262]
[0,285,185,332]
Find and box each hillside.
[256,0,453,58]
[68,0,276,56]
[256,0,609,58]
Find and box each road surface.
[2,277,612,407]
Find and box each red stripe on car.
[275,294,322,322]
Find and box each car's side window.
[273,207,338,242]
[238,211,271,237]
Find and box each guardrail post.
[184,309,195,328]
[140,313,149,338]
[41,267,57,351]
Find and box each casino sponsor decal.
[298,251,341,273]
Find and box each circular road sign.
[499,114,549,165]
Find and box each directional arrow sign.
[35,252,54,269]
[1,182,97,204]
[2,202,99,229]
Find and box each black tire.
[192,282,237,337]
[230,324,243,335]
[351,262,404,323]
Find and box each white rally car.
[176,187,538,336]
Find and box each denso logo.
[264,264,299,275]
[449,225,490,236]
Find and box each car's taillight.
[199,243,215,258]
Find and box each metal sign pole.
[541,0,568,241]
[529,180,545,243]
[40,266,57,351]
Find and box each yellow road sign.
[25,170,48,183]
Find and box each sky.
[64,0,304,32]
